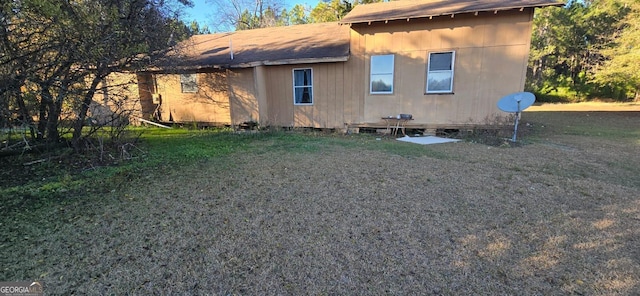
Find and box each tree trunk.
[41,88,61,143]
[71,73,103,150]
[37,94,48,141]
[14,91,37,141]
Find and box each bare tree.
[206,0,285,31]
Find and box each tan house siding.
[352,9,534,126]
[263,66,294,127]
[149,72,231,124]
[124,5,546,130]
[228,68,260,126]
[137,70,259,127]
[90,73,141,124]
[137,73,156,120]
[348,28,367,128]
[143,9,536,129]
[260,62,364,129]
[252,66,269,126]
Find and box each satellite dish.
[497,92,536,142]
[497,92,536,113]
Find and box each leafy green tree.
[592,1,640,100]
[261,6,280,27]
[207,0,387,31]
[0,0,192,149]
[527,0,635,101]
[288,4,309,25]
[189,20,212,35]
[277,8,291,26]
[310,0,390,23]
[528,3,587,96]
[235,9,260,30]
[310,0,343,23]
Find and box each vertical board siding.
[351,9,534,126]
[154,72,231,124]
[265,66,293,127]
[136,73,156,119]
[333,63,344,128]
[90,73,141,124]
[228,68,260,125]
[137,9,534,130]
[262,62,360,129]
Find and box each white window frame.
[370,54,395,94]
[293,68,313,105]
[180,73,197,93]
[426,51,456,94]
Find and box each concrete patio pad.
[396,135,461,145]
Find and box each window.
[180,73,197,93]
[426,51,455,93]
[293,68,313,105]
[370,54,394,94]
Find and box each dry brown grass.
[529,101,640,112]
[1,111,639,295]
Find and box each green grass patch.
[0,128,444,204]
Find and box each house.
[121,0,564,131]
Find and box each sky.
[182,0,321,32]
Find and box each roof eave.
[339,3,565,25]
[144,56,350,71]
[262,56,350,66]
[230,56,349,68]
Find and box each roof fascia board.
[144,56,350,72]
[228,56,349,68]
[339,3,564,25]
[261,56,350,66]
[142,65,226,73]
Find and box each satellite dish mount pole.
[512,100,521,142]
[497,92,535,143]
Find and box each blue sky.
[182,0,321,31]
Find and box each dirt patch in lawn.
[1,112,639,294]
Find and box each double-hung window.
[180,73,198,93]
[426,51,455,93]
[370,54,394,94]
[293,68,313,105]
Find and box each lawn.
[1,110,639,294]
